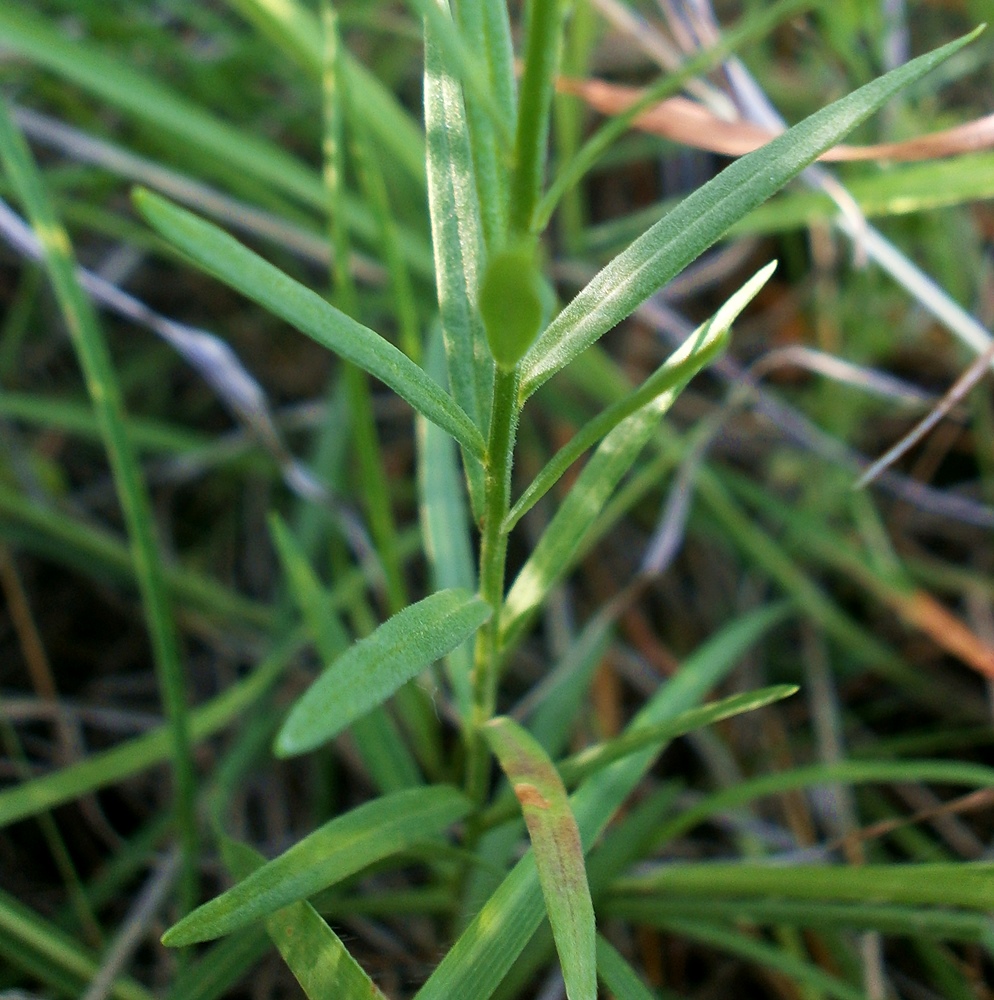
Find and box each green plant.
[1,2,992,998]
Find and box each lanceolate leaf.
[219,838,389,1000]
[485,717,596,1000]
[519,28,983,401]
[133,189,486,459]
[504,262,774,532]
[276,589,491,757]
[164,787,471,945]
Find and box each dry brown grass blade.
[558,76,994,161]
[892,590,994,681]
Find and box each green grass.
[1,2,993,998]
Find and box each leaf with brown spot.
[484,716,596,1000]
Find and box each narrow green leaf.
[0,97,199,910]
[450,0,514,248]
[269,514,423,791]
[501,396,668,649]
[133,190,486,459]
[424,2,493,510]
[0,638,297,829]
[663,919,866,1000]
[415,605,786,1000]
[417,330,478,720]
[409,0,510,145]
[519,27,984,400]
[220,838,388,1000]
[559,685,798,786]
[276,589,491,757]
[0,5,320,209]
[0,887,152,1000]
[164,786,470,945]
[609,897,994,943]
[221,0,427,185]
[508,0,570,236]
[650,759,994,851]
[595,934,660,1000]
[731,151,994,235]
[617,862,994,911]
[504,262,773,531]
[485,717,596,1000]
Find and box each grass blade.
[0,98,199,912]
[0,638,297,829]
[519,27,984,400]
[164,786,471,945]
[220,0,427,185]
[276,589,491,757]
[508,0,569,236]
[485,717,596,1000]
[0,5,321,210]
[504,262,773,532]
[650,759,994,851]
[614,861,994,912]
[133,189,486,459]
[0,888,152,1000]
[607,897,994,943]
[594,934,659,1000]
[220,838,388,1000]
[662,919,866,1000]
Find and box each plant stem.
[508,0,566,237]
[466,364,519,803]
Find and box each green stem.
[466,365,519,802]
[508,0,566,237]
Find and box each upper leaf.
[519,28,983,401]
[133,189,486,459]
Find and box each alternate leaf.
[559,685,798,786]
[485,717,596,1000]
[164,787,471,945]
[269,514,423,792]
[276,589,491,757]
[219,838,389,1000]
[504,262,774,532]
[519,28,984,400]
[133,189,485,459]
